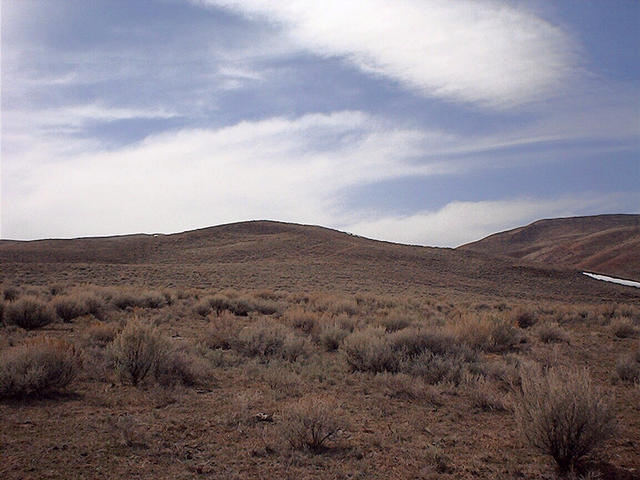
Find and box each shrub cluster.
[0,338,79,397]
[51,294,104,322]
[341,327,477,384]
[4,297,57,329]
[452,316,522,353]
[280,397,346,452]
[615,347,640,383]
[111,290,167,310]
[195,294,280,317]
[513,364,616,473]
[536,323,570,344]
[236,319,306,362]
[108,320,170,385]
[108,320,210,386]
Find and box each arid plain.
[1,216,639,479]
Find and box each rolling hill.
[459,214,640,280]
[1,220,638,302]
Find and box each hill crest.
[459,214,640,279]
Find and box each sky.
[1,0,639,246]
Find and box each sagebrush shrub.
[108,320,170,386]
[83,322,118,348]
[52,295,89,322]
[318,323,349,351]
[615,348,640,383]
[512,308,537,329]
[236,320,286,358]
[0,337,79,397]
[536,323,570,344]
[154,348,210,387]
[3,287,19,302]
[453,316,522,353]
[280,397,346,452]
[611,319,637,339]
[513,364,616,473]
[285,307,319,335]
[204,312,241,349]
[341,328,399,373]
[4,297,57,329]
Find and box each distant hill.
[459,214,640,280]
[1,220,638,302]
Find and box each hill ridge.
[459,214,640,279]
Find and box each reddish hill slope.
[459,214,640,280]
[1,220,638,302]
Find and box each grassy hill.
[459,214,640,280]
[1,220,637,302]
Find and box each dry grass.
[0,281,638,479]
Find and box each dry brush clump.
[451,315,523,353]
[108,320,210,387]
[0,337,80,398]
[108,320,170,386]
[51,293,105,322]
[3,286,20,302]
[513,363,616,474]
[317,321,349,351]
[236,319,307,362]
[374,372,441,403]
[341,326,478,385]
[536,323,571,344]
[615,346,640,383]
[203,312,242,350]
[279,397,347,452]
[610,318,637,339]
[511,307,538,329]
[4,297,57,329]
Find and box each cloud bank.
[4,108,635,245]
[196,0,576,107]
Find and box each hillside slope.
[459,214,640,280]
[1,220,637,302]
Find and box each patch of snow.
[582,272,640,289]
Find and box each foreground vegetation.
[1,283,638,479]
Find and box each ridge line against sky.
[1,0,639,245]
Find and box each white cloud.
[196,0,576,107]
[343,195,639,247]
[3,107,637,242]
[1,111,455,239]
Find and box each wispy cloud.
[343,194,640,247]
[4,109,636,242]
[195,0,576,108]
[1,111,454,239]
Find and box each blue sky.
[2,0,638,245]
